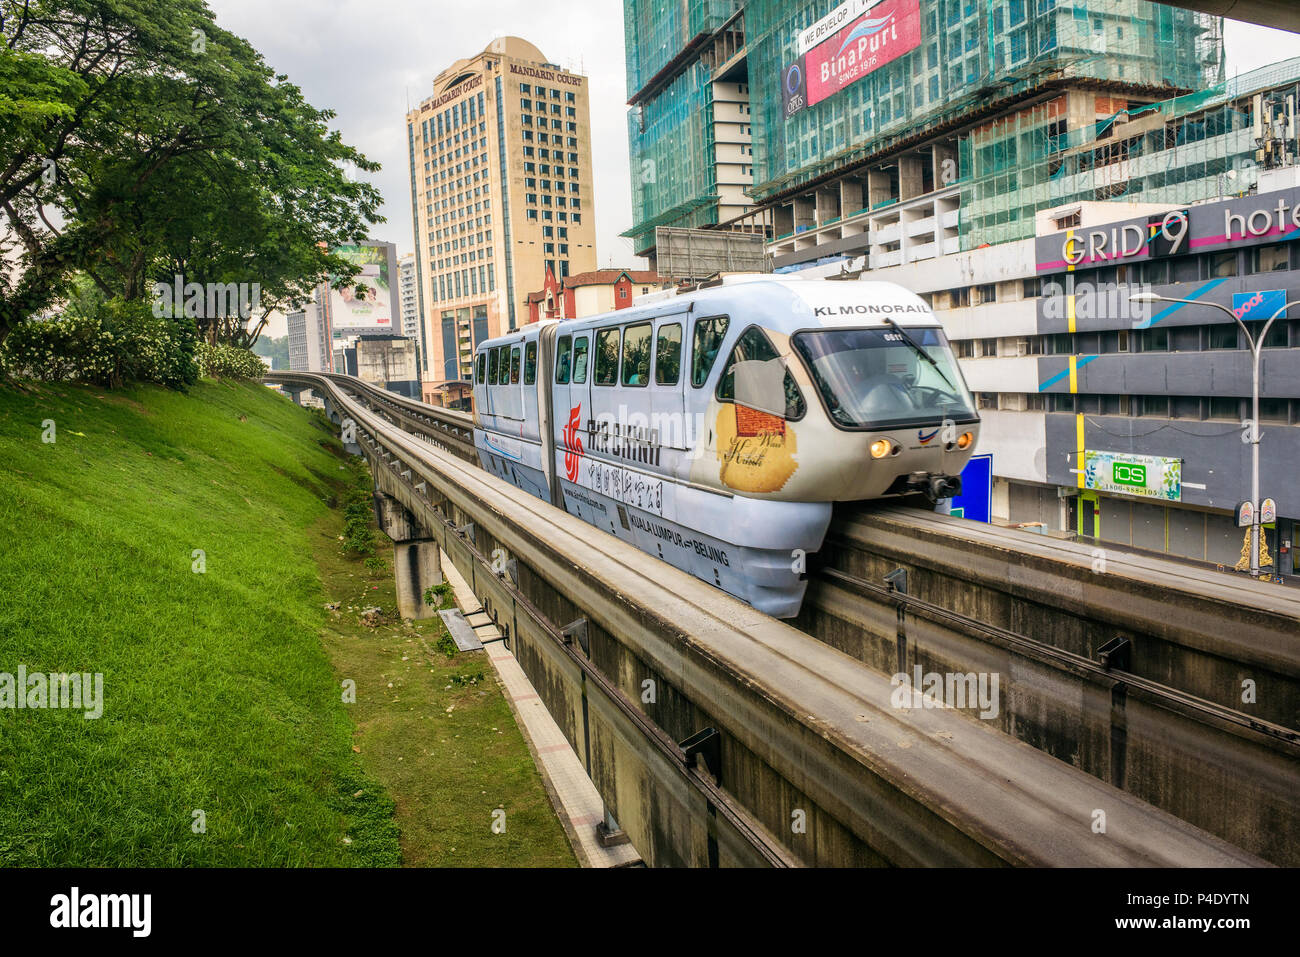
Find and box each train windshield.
[792,326,975,429]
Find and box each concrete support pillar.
[867,167,893,208]
[393,539,443,620]
[372,491,444,620]
[899,154,924,200]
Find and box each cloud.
[207,0,641,292]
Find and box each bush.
[0,296,198,390]
[195,342,268,380]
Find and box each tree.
[0,0,381,348]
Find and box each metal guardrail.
[266,371,1269,867]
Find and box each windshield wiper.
[884,318,956,391]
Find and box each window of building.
[1263,319,1291,348]
[1259,398,1290,423]
[1209,251,1238,278]
[1208,396,1239,420]
[1250,243,1290,273]
[1208,324,1238,349]
[975,283,997,305]
[1140,395,1168,417]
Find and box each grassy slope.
[0,377,574,867]
[0,378,397,865]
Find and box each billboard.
[655,227,768,280]
[783,0,922,118]
[328,242,396,331]
[1232,289,1287,322]
[1083,450,1182,502]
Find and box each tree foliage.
[0,0,382,354]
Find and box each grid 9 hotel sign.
[783,0,922,118]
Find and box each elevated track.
[264,373,1293,866]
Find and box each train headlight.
[957,431,974,450]
[870,439,892,459]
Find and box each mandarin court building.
[406,37,599,405]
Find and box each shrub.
[0,297,198,389]
[195,343,268,380]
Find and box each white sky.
[200,2,1297,337]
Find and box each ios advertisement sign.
[1083,450,1182,502]
[783,0,922,117]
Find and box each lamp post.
[1130,292,1297,577]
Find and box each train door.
[551,328,590,483]
[520,334,540,444]
[650,313,689,452]
[504,341,523,422]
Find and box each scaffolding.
[958,55,1300,248]
[624,0,742,253]
[743,0,1224,206]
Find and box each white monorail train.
[471,275,980,618]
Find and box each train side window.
[655,323,682,386]
[556,335,572,384]
[692,316,730,387]
[488,348,499,385]
[510,346,521,384]
[497,345,510,384]
[572,335,589,383]
[622,322,651,387]
[594,328,620,385]
[524,341,537,385]
[717,326,806,420]
[476,352,486,385]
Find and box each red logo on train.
[563,404,583,481]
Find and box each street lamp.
[1130,292,1297,578]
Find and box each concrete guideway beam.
[300,373,1268,868]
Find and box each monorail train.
[471,275,980,618]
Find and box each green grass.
[316,543,576,867]
[0,377,572,866]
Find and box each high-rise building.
[397,252,422,368]
[287,300,328,372]
[781,59,1300,580]
[407,36,599,405]
[624,1,753,260]
[624,0,1226,268]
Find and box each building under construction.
[623,0,1236,267]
